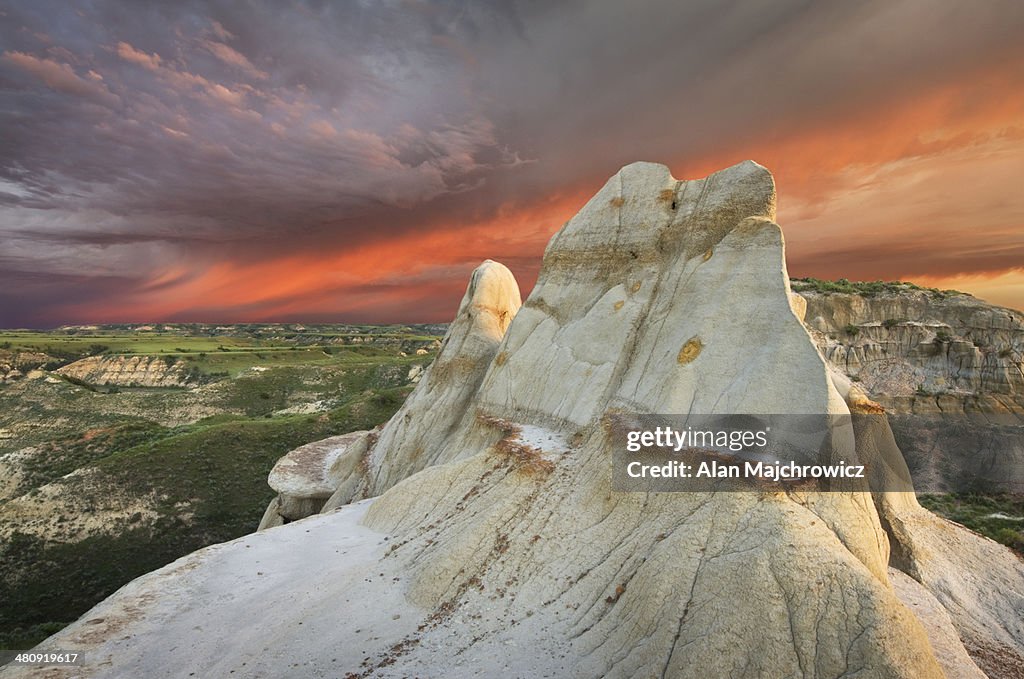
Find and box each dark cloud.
[0,265,140,328]
[791,240,1024,282]
[1,0,1023,326]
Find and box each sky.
[1,0,1023,327]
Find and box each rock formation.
[257,258,521,528]
[10,161,1023,679]
[797,288,1024,493]
[258,431,372,528]
[799,287,1024,410]
[56,355,193,388]
[0,349,51,384]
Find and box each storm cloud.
[1,0,1023,326]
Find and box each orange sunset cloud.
[1,2,1022,325]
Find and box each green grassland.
[919,493,1024,553]
[0,323,442,376]
[0,323,441,648]
[1,330,247,355]
[0,392,407,647]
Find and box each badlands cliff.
[0,349,51,384]
[798,286,1023,412]
[55,355,194,388]
[794,288,1024,494]
[8,161,1024,679]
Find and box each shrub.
[994,528,1024,551]
[935,330,952,344]
[844,324,860,337]
[60,374,97,392]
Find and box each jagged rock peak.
[476,158,832,428]
[543,160,776,273]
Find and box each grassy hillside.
[919,494,1024,554]
[0,324,440,649]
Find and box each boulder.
[257,431,373,529]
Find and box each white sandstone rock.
[322,258,522,510]
[258,430,372,528]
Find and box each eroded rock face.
[888,568,986,679]
[260,259,522,527]
[798,290,1024,493]
[800,289,1024,404]
[353,160,944,677]
[56,355,192,388]
[15,161,1024,679]
[0,349,53,383]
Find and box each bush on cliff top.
[790,277,966,299]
